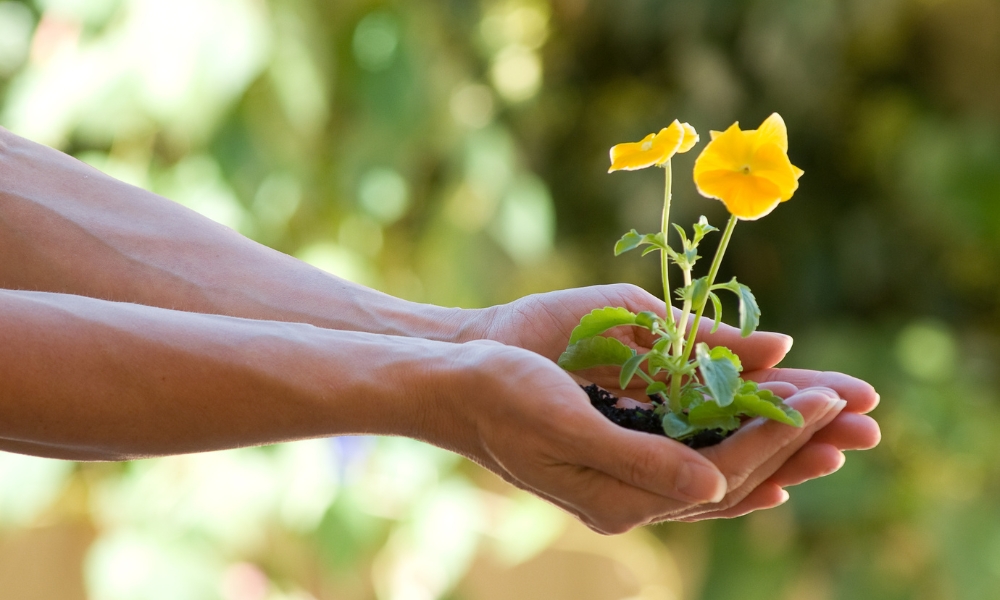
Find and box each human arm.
[0,288,843,532]
[0,127,877,521]
[0,126,477,340]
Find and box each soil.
[581,384,729,449]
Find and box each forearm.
[0,289,472,460]
[0,128,486,341]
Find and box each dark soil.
[582,384,729,449]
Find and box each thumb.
[572,415,728,504]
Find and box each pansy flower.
[692,113,803,220]
[609,120,700,173]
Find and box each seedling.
[558,115,805,446]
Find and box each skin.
[0,128,879,533]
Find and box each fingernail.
[676,462,727,504]
[774,333,794,348]
[778,489,790,505]
[812,397,846,423]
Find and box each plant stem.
[668,266,694,413]
[680,213,739,365]
[634,369,669,404]
[660,161,675,326]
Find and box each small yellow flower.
[609,120,700,173]
[693,113,804,220]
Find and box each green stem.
[660,160,674,326]
[680,213,739,365]
[668,267,694,413]
[634,369,668,404]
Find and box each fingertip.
[769,331,794,353]
[811,413,882,450]
[768,443,845,488]
[677,460,727,504]
[784,390,845,426]
[756,381,798,399]
[858,415,883,450]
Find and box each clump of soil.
[581,384,729,449]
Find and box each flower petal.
[695,170,782,220]
[651,121,685,164]
[753,113,789,153]
[677,122,700,153]
[693,123,750,179]
[609,133,660,172]
[748,142,799,201]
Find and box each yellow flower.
[693,113,804,220]
[609,120,700,173]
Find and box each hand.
[432,341,851,533]
[479,283,792,387]
[476,283,880,518]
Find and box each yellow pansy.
[609,120,700,173]
[694,113,803,220]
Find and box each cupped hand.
[480,283,794,386]
[476,283,880,518]
[432,341,862,534]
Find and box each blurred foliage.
[1,0,1000,598]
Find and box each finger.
[675,482,789,522]
[692,320,793,373]
[500,463,681,535]
[757,381,797,398]
[608,284,792,372]
[767,443,845,487]
[568,416,727,505]
[700,390,844,491]
[671,390,844,520]
[543,464,710,534]
[471,419,704,535]
[745,368,879,414]
[810,412,881,450]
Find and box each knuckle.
[725,464,756,493]
[624,447,661,490]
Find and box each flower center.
[641,141,653,151]
[740,165,752,175]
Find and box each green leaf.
[677,276,710,307]
[672,224,690,247]
[662,412,695,439]
[652,338,672,353]
[692,216,719,243]
[707,291,723,334]
[634,311,659,330]
[687,401,742,432]
[733,392,804,427]
[679,383,706,409]
[568,307,638,345]
[696,343,741,407]
[707,345,743,372]
[642,244,672,258]
[614,230,644,256]
[645,381,668,396]
[558,336,636,371]
[714,278,761,337]
[619,353,649,389]
[616,231,668,257]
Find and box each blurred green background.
[0,0,998,598]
